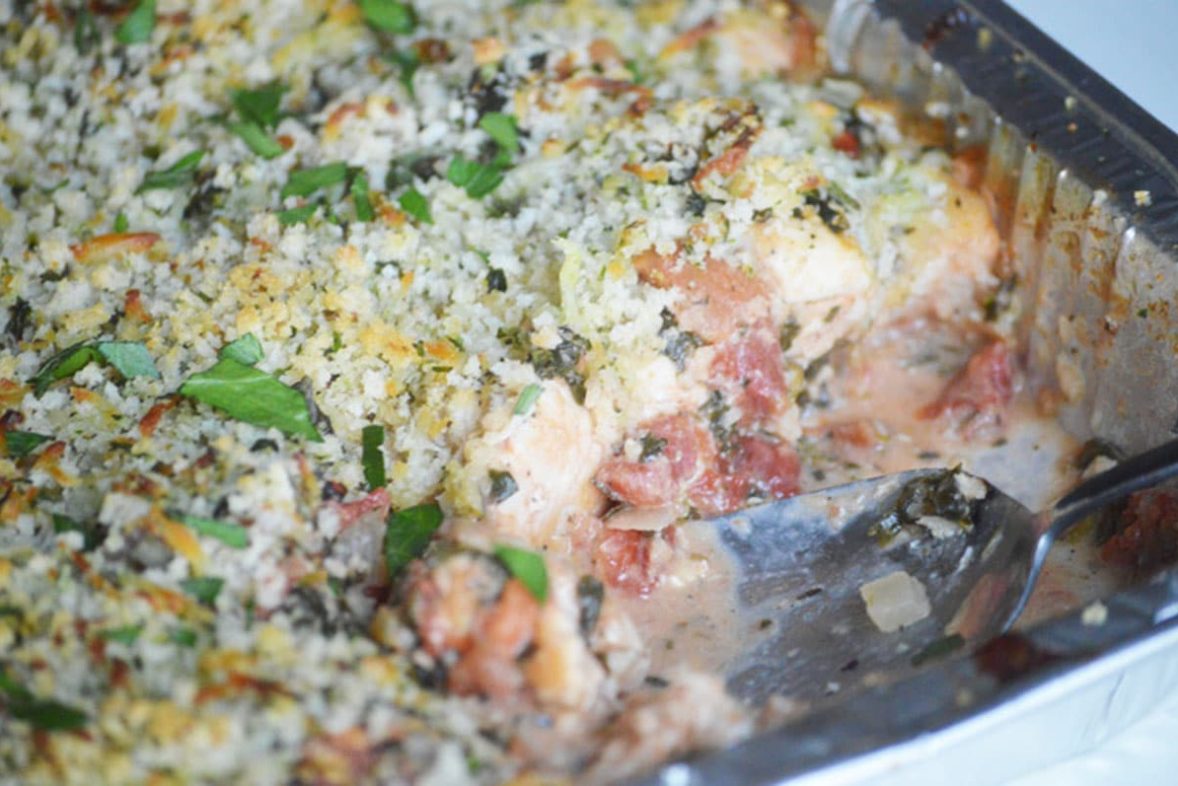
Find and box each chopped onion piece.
[859,570,931,633]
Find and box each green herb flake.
[178,358,323,442]
[398,187,432,224]
[219,333,264,366]
[178,515,250,549]
[351,171,375,222]
[96,341,160,381]
[479,112,519,153]
[0,668,88,731]
[31,344,100,396]
[228,121,285,160]
[115,0,156,45]
[180,577,224,605]
[281,162,349,200]
[277,204,318,225]
[384,49,420,95]
[99,625,144,645]
[169,628,198,647]
[446,155,505,199]
[493,544,548,603]
[52,514,103,551]
[137,150,205,193]
[361,424,387,490]
[358,0,416,34]
[74,8,99,54]
[383,502,443,577]
[488,470,518,503]
[113,212,129,233]
[230,83,286,129]
[4,430,51,458]
[513,383,543,416]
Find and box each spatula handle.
[1053,437,1178,529]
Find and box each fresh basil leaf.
[479,112,519,154]
[277,204,317,225]
[115,0,155,45]
[4,431,51,458]
[96,341,160,381]
[513,383,542,415]
[169,627,198,647]
[281,162,348,200]
[383,502,443,577]
[219,334,264,366]
[99,625,143,645]
[113,212,129,232]
[230,83,286,129]
[351,171,375,222]
[178,515,249,549]
[180,577,223,605]
[493,544,548,603]
[361,425,387,490]
[136,150,205,193]
[30,344,101,397]
[358,0,416,34]
[228,121,284,159]
[52,514,103,551]
[179,358,323,441]
[398,187,431,224]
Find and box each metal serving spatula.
[716,438,1178,705]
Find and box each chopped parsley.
[351,171,375,222]
[230,82,286,129]
[383,502,443,577]
[446,155,505,199]
[4,430,51,458]
[493,545,548,603]
[180,577,224,605]
[219,333,264,366]
[478,112,519,154]
[281,162,349,200]
[361,424,387,490]
[31,340,160,397]
[277,204,317,225]
[398,187,432,223]
[98,625,144,645]
[513,383,543,415]
[358,0,416,34]
[114,0,156,45]
[227,121,284,160]
[136,150,205,193]
[178,358,323,442]
[178,515,250,549]
[0,668,87,731]
[113,212,129,233]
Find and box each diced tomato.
[1101,490,1178,573]
[595,529,657,596]
[711,328,790,424]
[919,340,1013,436]
[633,249,766,342]
[725,434,801,501]
[595,414,713,509]
[831,130,861,158]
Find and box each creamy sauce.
[632,325,1114,685]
